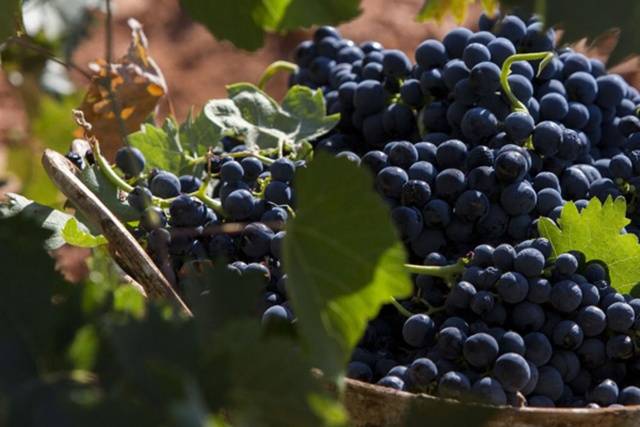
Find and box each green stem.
[391,298,414,317]
[500,51,555,114]
[405,259,467,283]
[258,61,299,90]
[93,142,134,193]
[93,142,224,215]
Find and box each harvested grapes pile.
[61,11,640,412]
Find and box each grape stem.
[391,298,414,317]
[92,141,225,215]
[404,258,467,286]
[500,51,555,114]
[258,60,299,90]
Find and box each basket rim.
[345,378,640,413]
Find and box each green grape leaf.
[128,123,186,174]
[275,0,361,31]
[61,217,108,248]
[180,0,360,52]
[538,197,640,293]
[180,108,222,157]
[203,84,338,151]
[417,0,474,23]
[207,320,345,427]
[283,153,412,380]
[78,165,139,222]
[0,193,77,250]
[281,85,340,142]
[499,0,640,63]
[67,324,100,370]
[0,0,22,46]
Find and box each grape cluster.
[348,240,640,408]
[105,142,298,324]
[291,12,640,259]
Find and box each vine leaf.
[0,193,79,250]
[538,197,640,293]
[61,217,108,248]
[417,0,474,23]
[78,165,139,222]
[284,153,412,381]
[180,0,360,51]
[202,84,338,153]
[179,108,222,157]
[281,85,340,142]
[128,123,186,174]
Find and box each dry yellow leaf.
[78,18,167,158]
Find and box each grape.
[550,280,582,313]
[401,180,431,207]
[436,139,467,169]
[354,80,386,115]
[128,186,153,212]
[391,206,423,241]
[500,331,525,355]
[446,282,476,309]
[461,107,498,142]
[534,366,564,402]
[468,31,496,46]
[555,253,579,275]
[240,157,264,181]
[443,28,472,58]
[494,150,528,183]
[514,248,545,277]
[495,271,528,303]
[470,291,495,315]
[564,102,590,129]
[469,62,501,96]
[619,386,640,405]
[223,189,255,220]
[402,314,436,347]
[500,181,537,216]
[377,376,405,390]
[524,332,552,367]
[552,320,584,350]
[381,49,411,77]
[596,75,626,108]
[407,358,438,389]
[408,161,437,184]
[565,71,598,104]
[150,171,181,198]
[606,335,634,360]
[453,190,489,222]
[503,112,534,143]
[438,371,471,399]
[377,167,409,198]
[539,93,569,121]
[221,160,244,183]
[415,39,448,69]
[400,79,424,107]
[270,158,295,182]
[442,59,470,89]
[434,168,466,200]
[463,43,491,68]
[588,379,619,406]
[471,377,507,405]
[606,302,635,332]
[488,37,515,66]
[264,181,293,205]
[550,351,580,382]
[532,121,563,156]
[494,353,531,392]
[507,74,533,103]
[497,15,527,44]
[241,223,274,258]
[179,175,202,193]
[261,305,290,325]
[388,141,419,169]
[347,361,373,382]
[463,332,499,368]
[169,195,207,227]
[115,146,145,177]
[361,150,388,174]
[423,199,451,228]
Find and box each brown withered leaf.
[78,18,167,158]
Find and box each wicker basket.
[42,149,640,427]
